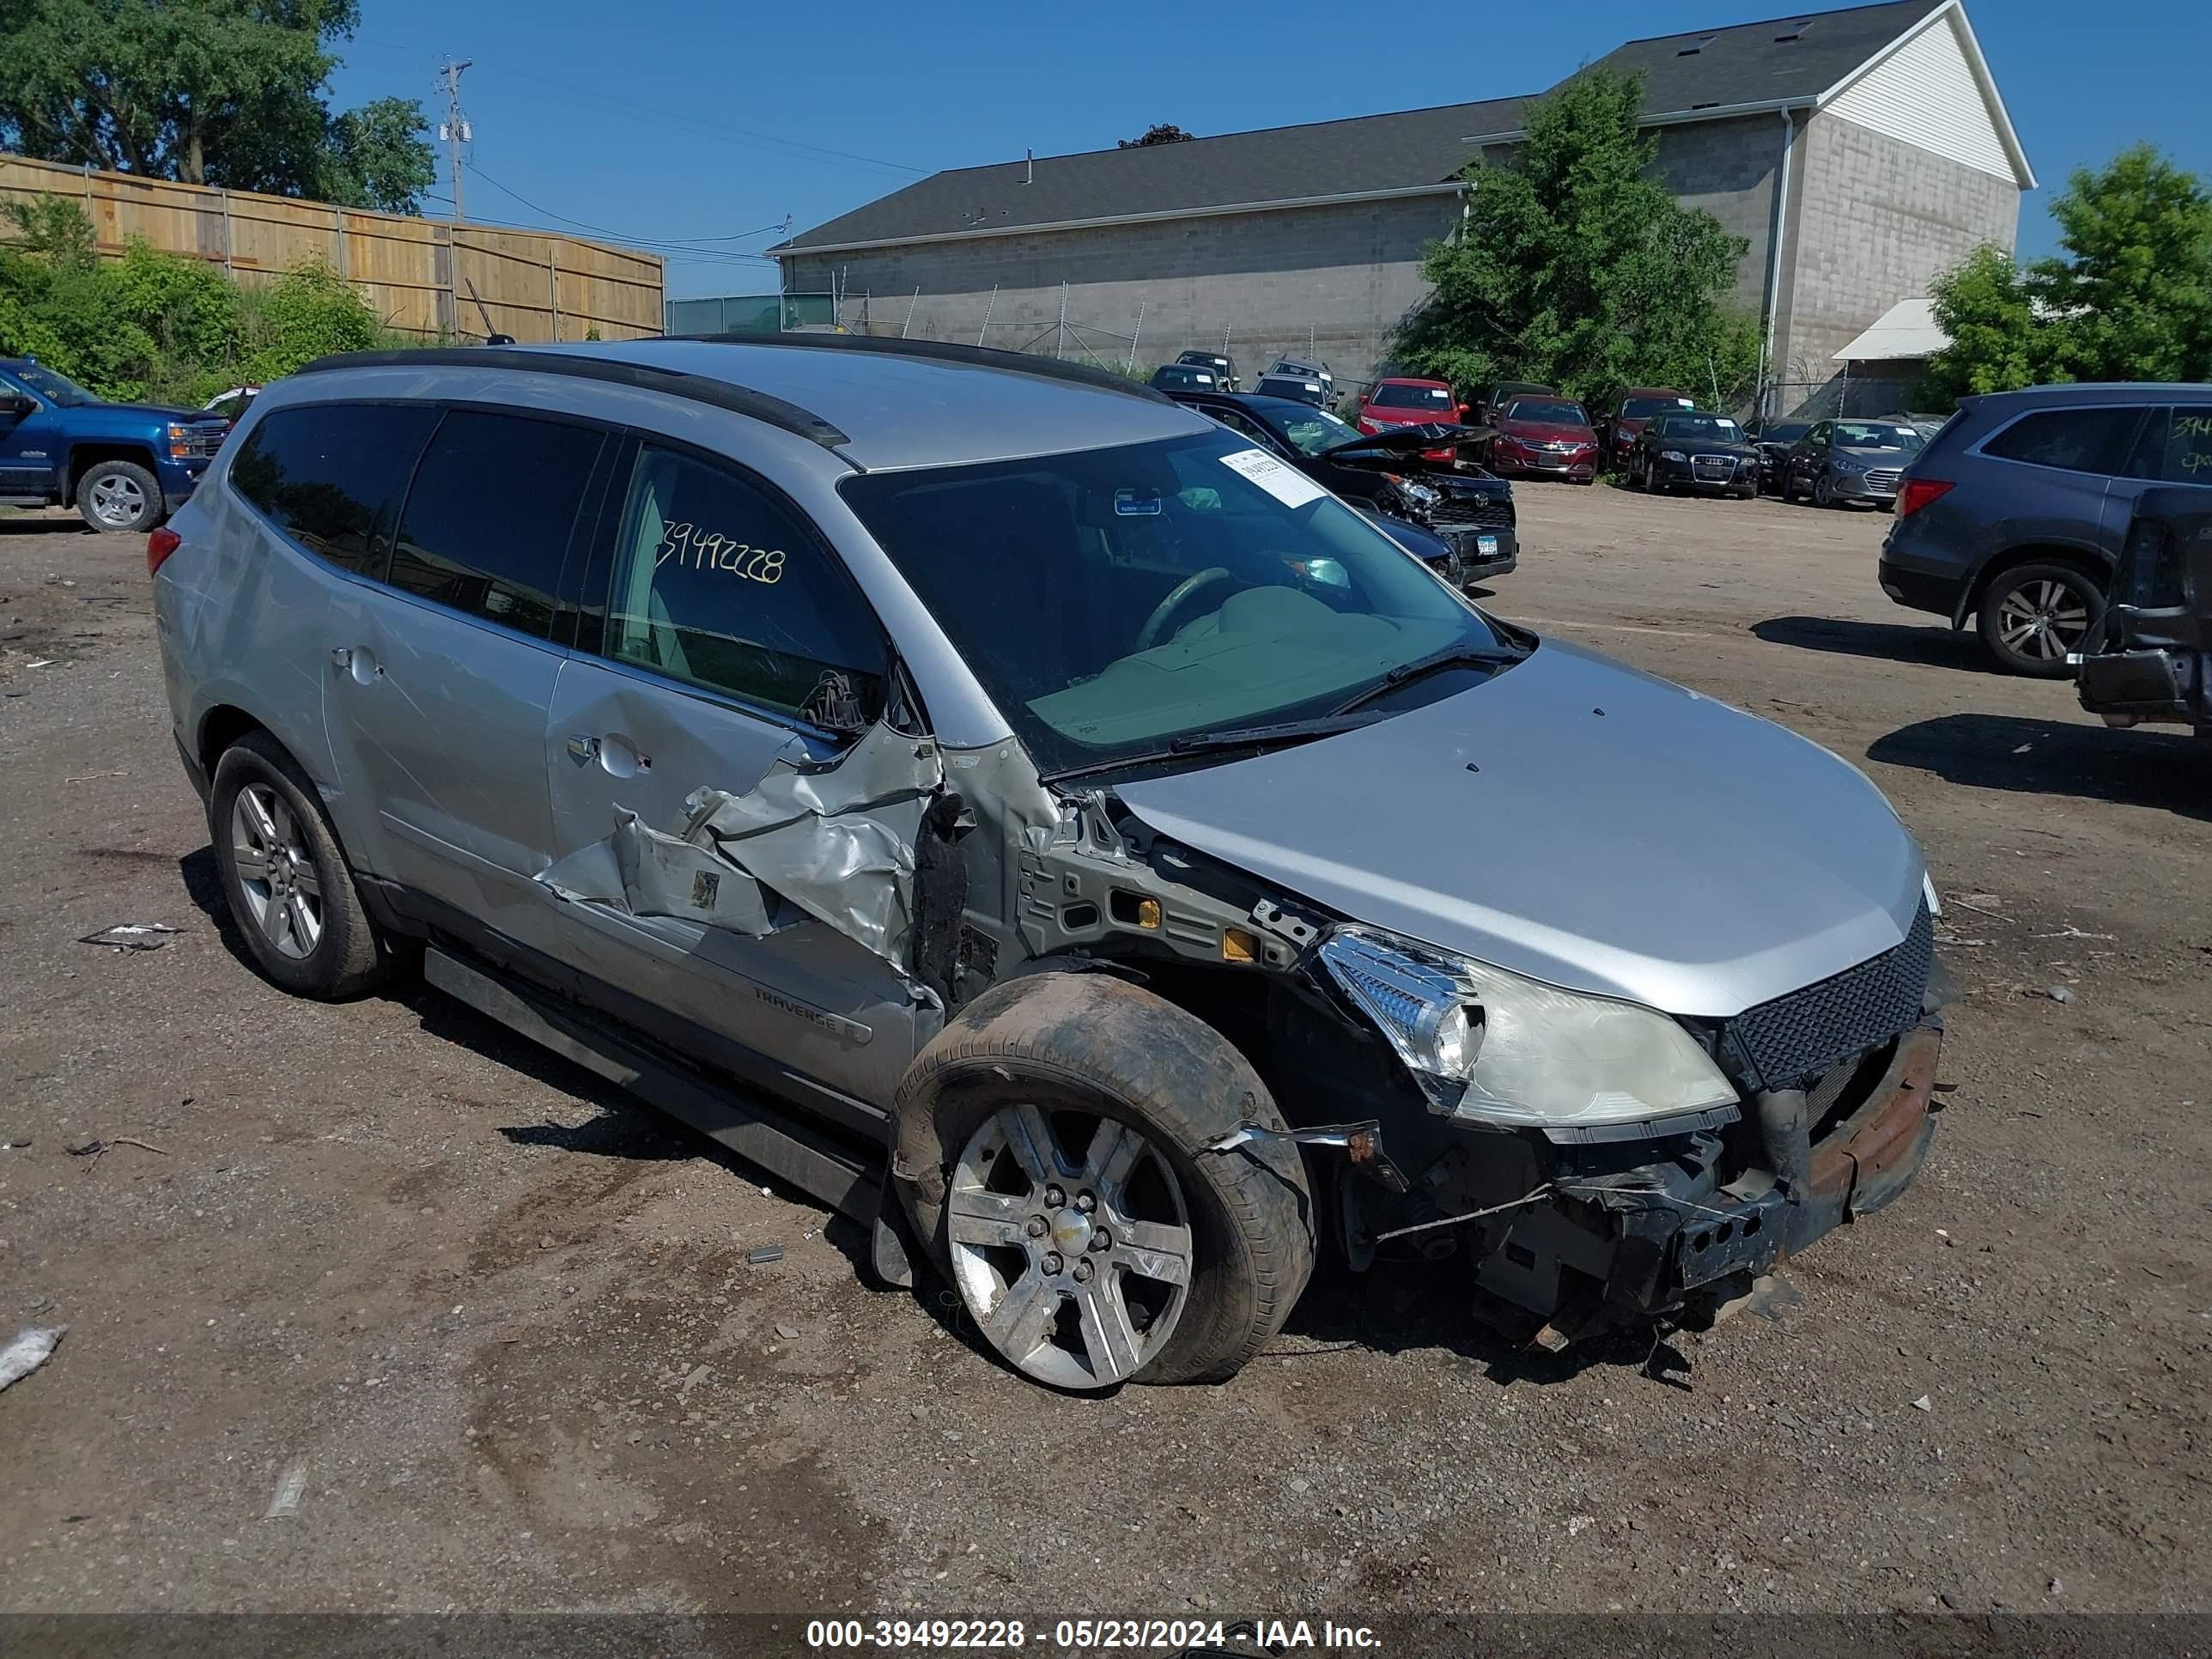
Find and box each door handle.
[331,646,379,682]
[330,647,353,670]
[570,733,650,776]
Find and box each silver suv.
[155,338,1948,1390]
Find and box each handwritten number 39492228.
[653,521,786,585]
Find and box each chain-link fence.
[1756,370,1925,422]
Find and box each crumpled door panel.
[538,720,945,980]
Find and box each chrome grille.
[1864,468,1902,493]
[1692,454,1737,483]
[1723,902,1933,1091]
[176,424,227,458]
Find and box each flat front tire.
[895,973,1315,1391]
[210,732,403,998]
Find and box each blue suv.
[0,359,230,532]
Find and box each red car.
[1356,377,1466,461]
[1488,394,1600,483]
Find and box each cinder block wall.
[780,192,1463,392]
[1651,115,1791,319]
[1778,112,2021,376]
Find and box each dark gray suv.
[1880,383,2212,675]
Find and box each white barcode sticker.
[1218,447,1328,508]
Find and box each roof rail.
[291,347,853,451]
[665,330,1176,406]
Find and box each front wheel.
[76,459,162,533]
[896,974,1315,1391]
[1813,473,1836,508]
[1977,561,2105,677]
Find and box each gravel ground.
[0,485,2206,1621]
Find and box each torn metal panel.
[536,721,945,977]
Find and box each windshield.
[1832,422,1924,453]
[1504,398,1589,427]
[1265,404,1362,457]
[1622,396,1691,419]
[1656,415,1742,441]
[1370,383,1453,410]
[8,363,97,406]
[840,429,1510,778]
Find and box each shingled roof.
[775,0,1954,257]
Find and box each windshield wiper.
[1330,642,1512,716]
[1038,712,1385,787]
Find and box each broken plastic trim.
[536,720,945,984]
[1206,1118,1410,1192]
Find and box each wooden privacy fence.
[0,152,665,343]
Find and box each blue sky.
[328,0,2212,301]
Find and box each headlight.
[1319,928,1737,1133]
[1832,456,1866,474]
[1661,450,1687,463]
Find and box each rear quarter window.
[228,402,440,574]
[1979,406,2147,476]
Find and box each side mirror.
[3,394,33,418]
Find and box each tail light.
[1898,478,1954,518]
[146,526,181,576]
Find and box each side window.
[385,410,605,638]
[601,446,885,726]
[1982,406,2145,475]
[2124,406,2212,485]
[228,403,440,574]
[1807,422,1830,447]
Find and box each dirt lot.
[1,483,2206,1624]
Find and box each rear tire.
[1976,561,2105,678]
[210,732,405,998]
[895,973,1315,1390]
[76,459,162,533]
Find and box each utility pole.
[437,59,473,222]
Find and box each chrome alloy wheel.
[946,1104,1193,1389]
[88,471,149,527]
[230,783,325,960]
[1996,578,2094,663]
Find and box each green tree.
[1922,144,2212,404]
[1394,70,1763,411]
[0,1,437,213]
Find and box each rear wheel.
[210,732,406,998]
[1977,561,2105,677]
[896,974,1314,1390]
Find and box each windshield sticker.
[1218,447,1328,508]
[1114,488,1163,516]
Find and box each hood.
[1834,445,1917,465]
[1322,422,1489,463]
[1498,420,1595,444]
[66,401,222,426]
[1351,505,1451,566]
[1114,639,1923,1018]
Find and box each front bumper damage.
[1328,1019,1943,1345]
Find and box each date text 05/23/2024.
[805,1620,1384,1651]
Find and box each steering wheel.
[1135,567,1237,652]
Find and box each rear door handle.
[566,733,601,763]
[331,646,379,680]
[569,732,650,776]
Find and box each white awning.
[1833,297,1948,362]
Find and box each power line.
[470,62,927,178]
[462,162,788,262]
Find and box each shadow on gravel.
[1753,613,1995,672]
[1869,712,2209,823]
[1279,1256,1696,1389]
[0,515,90,536]
[178,844,256,973]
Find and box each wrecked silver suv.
[155,337,1949,1391]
